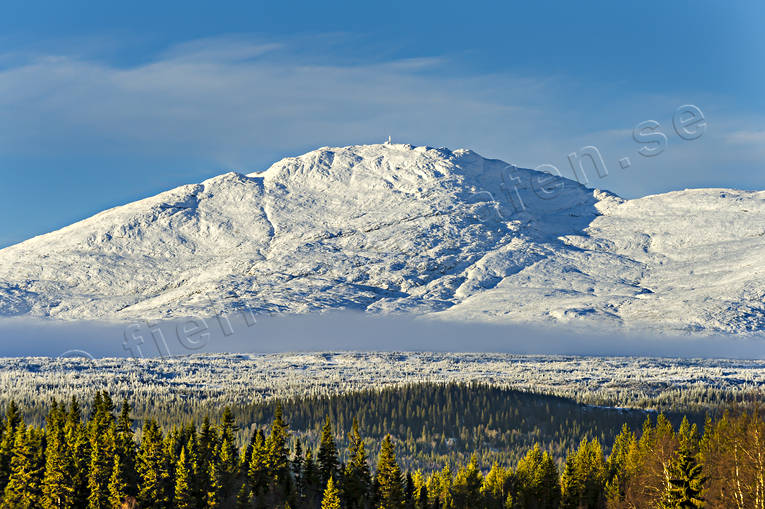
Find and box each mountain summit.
[0,143,763,333]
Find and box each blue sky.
[1,1,764,247]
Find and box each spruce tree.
[137,419,169,508]
[219,407,238,464]
[302,450,320,505]
[235,482,253,509]
[676,417,700,457]
[481,463,511,509]
[43,400,75,509]
[664,451,706,509]
[173,446,195,509]
[560,454,580,509]
[321,476,342,509]
[0,400,22,492]
[205,456,224,508]
[66,396,90,508]
[111,397,137,503]
[451,455,482,509]
[197,414,217,503]
[416,485,428,509]
[292,438,304,499]
[4,422,45,508]
[108,453,129,509]
[87,391,117,509]
[216,407,239,503]
[344,418,371,508]
[240,427,257,479]
[266,403,290,493]
[87,432,114,509]
[561,438,606,509]
[247,429,268,499]
[426,464,453,509]
[375,434,404,509]
[515,443,560,509]
[604,423,635,505]
[318,416,339,487]
[216,435,238,504]
[404,472,415,507]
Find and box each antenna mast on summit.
[385,135,392,144]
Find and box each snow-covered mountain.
[1,143,763,334]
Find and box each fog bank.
[0,312,763,360]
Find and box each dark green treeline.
[0,386,763,508]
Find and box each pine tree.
[375,434,404,509]
[318,416,339,487]
[321,476,342,509]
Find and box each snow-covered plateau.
[1,352,763,410]
[0,143,763,334]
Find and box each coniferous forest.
[0,384,763,508]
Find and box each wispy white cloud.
[0,37,553,169]
[0,36,762,196]
[725,129,765,145]
[156,36,284,63]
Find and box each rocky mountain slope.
[0,143,763,334]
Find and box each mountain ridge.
[0,143,763,334]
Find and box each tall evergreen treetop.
[375,434,404,509]
[318,416,339,486]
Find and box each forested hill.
[177,383,692,470]
[240,383,707,470]
[11,382,706,471]
[0,384,758,508]
[8,382,711,471]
